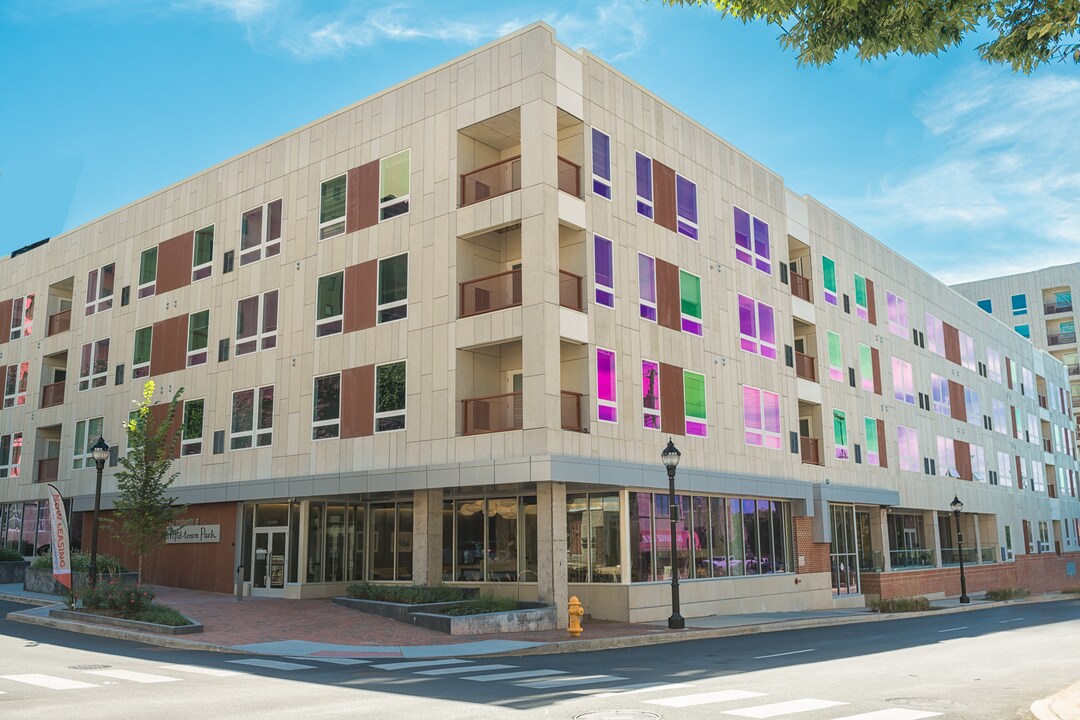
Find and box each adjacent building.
[1,24,1077,624]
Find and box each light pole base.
[959,595,970,604]
[668,613,685,630]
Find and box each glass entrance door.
[252,528,287,596]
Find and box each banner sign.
[46,485,71,589]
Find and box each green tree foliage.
[108,381,186,582]
[663,0,1080,72]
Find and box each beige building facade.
[1,24,1078,622]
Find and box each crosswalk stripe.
[84,669,180,684]
[1,674,99,690]
[288,657,369,665]
[372,659,470,671]
[464,669,568,683]
[578,682,696,697]
[227,659,317,671]
[417,664,517,676]
[831,711,942,720]
[647,690,765,708]
[159,665,244,677]
[723,698,848,717]
[515,674,627,690]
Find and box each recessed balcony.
[39,381,65,409]
[1048,332,1076,346]
[458,267,584,318]
[47,308,71,337]
[790,270,812,303]
[794,350,818,382]
[462,392,522,435]
[36,458,58,485]
[800,436,823,465]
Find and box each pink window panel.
[597,348,617,423]
[642,360,660,430]
[638,254,657,322]
[743,385,763,446]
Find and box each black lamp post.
[661,439,684,630]
[88,436,110,588]
[950,495,970,604]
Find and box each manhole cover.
[575,712,661,720]
[69,664,112,670]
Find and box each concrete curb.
[1031,680,1080,720]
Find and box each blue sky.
[2,0,1078,284]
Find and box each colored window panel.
[9,294,33,340]
[596,348,617,423]
[827,331,843,381]
[231,385,274,449]
[892,356,914,404]
[1015,324,1030,338]
[85,263,115,316]
[377,253,408,323]
[72,417,104,469]
[642,360,661,430]
[853,274,869,320]
[675,174,697,240]
[240,199,282,265]
[987,348,1003,383]
[312,375,342,440]
[78,340,109,391]
[1012,293,1027,315]
[925,313,945,356]
[192,225,214,281]
[236,290,278,355]
[181,399,204,456]
[680,270,703,335]
[743,385,781,449]
[379,150,410,220]
[375,361,407,432]
[3,362,29,408]
[977,298,992,313]
[594,235,615,308]
[638,253,657,322]
[635,153,653,219]
[833,410,849,460]
[931,373,950,416]
[187,310,209,367]
[822,256,837,306]
[733,208,770,274]
[316,271,344,337]
[864,418,880,466]
[859,344,874,392]
[0,432,22,479]
[132,326,152,379]
[898,426,919,472]
[320,174,347,239]
[738,294,776,360]
[592,128,611,199]
[138,247,158,299]
[684,371,707,437]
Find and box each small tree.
[109,380,187,583]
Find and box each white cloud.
[838,68,1080,283]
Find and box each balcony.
[1039,394,1048,409]
[559,270,584,312]
[794,351,817,382]
[790,271,812,303]
[1068,363,1080,376]
[1045,302,1073,315]
[1044,437,1053,452]
[889,548,934,569]
[461,155,521,207]
[561,391,584,431]
[36,458,58,485]
[799,436,823,465]
[557,157,581,197]
[47,309,71,337]
[460,268,521,318]
[39,381,65,409]
[1048,332,1076,346]
[940,547,979,565]
[462,392,522,435]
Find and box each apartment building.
[1,24,1077,624]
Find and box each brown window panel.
[948,380,967,422]
[659,362,685,436]
[344,260,377,333]
[341,365,374,438]
[149,314,189,377]
[652,161,677,233]
[943,322,961,365]
[0,299,11,344]
[655,258,681,331]
[156,231,194,295]
[865,278,877,326]
[876,418,888,468]
[347,161,380,233]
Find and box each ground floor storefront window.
[0,500,59,556]
[567,493,620,582]
[442,496,537,582]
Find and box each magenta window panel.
[738,294,757,353]
[762,391,781,448]
[638,253,657,322]
[635,153,653,219]
[752,217,771,274]
[675,175,698,240]
[594,235,615,308]
[734,208,752,266]
[642,360,661,430]
[682,318,702,335]
[743,385,762,446]
[597,347,618,423]
[686,421,707,437]
[758,302,776,359]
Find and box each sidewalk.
[3,583,1077,716]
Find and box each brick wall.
[861,551,1080,599]
[793,516,831,574]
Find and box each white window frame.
[679,269,704,337]
[596,347,618,424]
[9,293,34,340]
[743,384,781,450]
[187,309,210,367]
[997,450,1014,487]
[931,373,950,416]
[312,373,342,440]
[73,417,104,469]
[638,253,657,323]
[987,347,1003,384]
[240,198,283,266]
[591,128,612,200]
[635,152,653,219]
[376,252,408,324]
[0,431,21,478]
[892,356,914,405]
[374,361,406,433]
[3,362,28,408]
[675,173,698,240]
[316,270,344,337]
[235,290,278,356]
[642,359,661,431]
[683,370,708,438]
[230,385,274,450]
[925,313,945,356]
[886,290,908,338]
[319,173,347,240]
[379,149,411,222]
[898,425,920,472]
[181,398,205,456]
[78,340,109,392]
[937,436,958,477]
[132,325,152,379]
[138,246,158,299]
[85,263,115,316]
[192,224,214,282]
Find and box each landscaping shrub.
[0,546,24,561]
[137,604,191,627]
[345,582,470,604]
[440,595,520,616]
[81,580,155,619]
[31,550,127,575]
[868,596,932,613]
[984,588,1030,601]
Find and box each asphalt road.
[1,597,1077,720]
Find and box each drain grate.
[69,664,112,671]
[575,712,661,720]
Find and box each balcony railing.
[462,392,523,435]
[460,155,522,207]
[459,268,521,318]
[559,270,583,311]
[794,351,817,382]
[561,391,584,431]
[36,458,59,485]
[790,270,812,302]
[1068,363,1080,376]
[1048,332,1076,346]
[1045,302,1073,315]
[889,548,935,568]
[557,156,581,197]
[980,547,998,563]
[940,547,980,565]
[799,436,822,465]
[47,309,71,337]
[1044,437,1053,452]
[40,381,65,409]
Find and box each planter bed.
[49,608,203,635]
[0,560,30,584]
[24,567,139,596]
[332,594,477,623]
[410,602,556,635]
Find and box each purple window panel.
[738,294,757,353]
[734,208,752,266]
[635,153,653,219]
[682,318,703,335]
[685,420,707,437]
[592,129,611,199]
[752,217,771,274]
[763,391,781,449]
[758,302,776,359]
[642,360,661,429]
[266,200,282,258]
[594,235,615,308]
[593,179,611,198]
[597,348,617,423]
[743,385,762,446]
[676,175,698,240]
[638,254,657,322]
[262,290,279,350]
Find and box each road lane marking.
[514,674,627,689]
[417,664,516,675]
[227,659,316,671]
[464,669,567,682]
[754,649,815,659]
[159,665,244,677]
[999,618,1025,624]
[372,659,470,671]
[937,626,967,633]
[831,710,942,719]
[722,698,847,717]
[288,656,369,665]
[646,690,766,708]
[1,674,99,690]
[84,669,181,684]
[580,682,696,697]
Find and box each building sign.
[166,521,221,544]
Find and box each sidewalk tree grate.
[69,665,112,670]
[575,712,660,720]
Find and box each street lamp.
[88,436,110,588]
[661,439,684,630]
[949,495,970,604]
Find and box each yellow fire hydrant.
[568,595,584,637]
